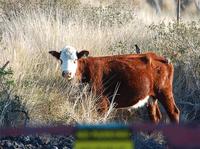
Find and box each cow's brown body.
[49,49,180,123]
[75,52,180,123]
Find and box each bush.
[0,62,28,127]
[147,21,200,122]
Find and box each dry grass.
[1,8,129,126]
[0,1,200,128]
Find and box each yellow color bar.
[74,140,134,149]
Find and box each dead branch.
[12,109,30,127]
[1,61,10,70]
[177,101,200,107]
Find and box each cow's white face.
[49,46,89,80]
[60,46,78,80]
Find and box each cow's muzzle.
[62,71,72,80]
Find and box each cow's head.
[49,46,89,80]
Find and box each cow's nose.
[62,71,67,77]
[62,71,72,78]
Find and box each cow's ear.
[77,50,89,59]
[49,51,60,60]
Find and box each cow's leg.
[147,98,162,124]
[157,90,180,123]
[97,96,109,114]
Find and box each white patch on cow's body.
[130,96,150,109]
[148,96,155,105]
[60,46,78,79]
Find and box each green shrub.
[148,21,200,62]
[0,63,28,127]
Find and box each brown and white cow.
[49,45,180,123]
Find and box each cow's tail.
[167,62,174,86]
[159,58,171,64]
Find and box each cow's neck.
[76,58,91,82]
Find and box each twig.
[177,101,200,107]
[12,110,30,127]
[1,61,10,70]
[0,100,11,126]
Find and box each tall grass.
[1,8,134,126]
[0,2,200,127]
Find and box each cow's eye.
[74,60,76,64]
[60,60,63,64]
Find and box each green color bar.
[74,140,134,149]
[76,130,131,140]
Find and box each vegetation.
[0,61,28,127]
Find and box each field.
[0,0,200,148]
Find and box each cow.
[49,45,180,123]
